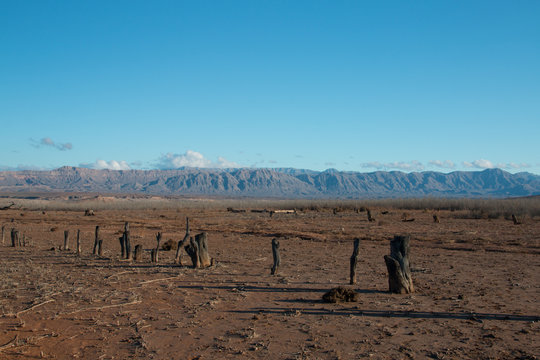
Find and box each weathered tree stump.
[433,214,440,223]
[175,217,190,265]
[151,249,157,263]
[93,226,100,255]
[76,229,81,256]
[1,225,5,246]
[154,232,162,263]
[350,238,360,285]
[512,214,522,225]
[11,228,18,247]
[367,209,375,222]
[119,235,126,258]
[63,230,69,251]
[133,244,142,261]
[271,238,280,275]
[384,235,414,294]
[185,232,212,268]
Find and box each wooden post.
[119,235,126,258]
[124,222,131,260]
[155,232,162,263]
[433,214,440,223]
[367,209,375,222]
[350,238,360,285]
[133,244,142,262]
[63,230,69,251]
[271,238,280,275]
[93,226,100,255]
[76,229,81,256]
[97,240,103,256]
[151,249,157,263]
[175,217,190,265]
[11,228,18,247]
[384,235,414,294]
[1,225,5,246]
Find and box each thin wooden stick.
[16,299,55,316]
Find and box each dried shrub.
[322,287,358,303]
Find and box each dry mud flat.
[0,206,539,359]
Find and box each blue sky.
[1,1,539,174]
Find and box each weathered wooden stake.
[119,234,126,258]
[93,226,100,255]
[271,238,280,275]
[384,235,414,294]
[11,228,18,247]
[350,238,360,285]
[150,249,157,263]
[63,230,70,251]
[124,222,131,260]
[175,217,190,265]
[97,239,103,256]
[133,244,142,261]
[154,232,162,263]
[76,229,81,256]
[1,225,5,246]
[512,214,522,225]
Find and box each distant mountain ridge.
[0,167,538,198]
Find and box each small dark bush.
[323,287,358,303]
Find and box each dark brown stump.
[63,230,69,251]
[271,238,280,275]
[11,228,18,247]
[175,217,190,265]
[154,232,162,263]
[1,225,5,246]
[185,232,213,268]
[124,222,131,260]
[350,238,360,285]
[76,229,81,256]
[433,214,440,223]
[367,209,375,222]
[151,249,157,263]
[119,235,126,258]
[384,235,414,294]
[512,214,522,225]
[97,239,103,256]
[93,226,100,255]
[133,244,142,261]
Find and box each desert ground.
[0,196,538,359]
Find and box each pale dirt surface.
[0,205,539,359]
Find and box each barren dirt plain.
[0,197,539,359]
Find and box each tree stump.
[76,229,81,256]
[271,238,280,275]
[367,209,375,222]
[119,235,126,258]
[97,239,104,256]
[63,230,69,251]
[93,226,100,255]
[11,228,18,247]
[512,214,522,225]
[1,225,5,246]
[175,217,190,265]
[154,232,162,263]
[384,235,414,294]
[185,232,212,268]
[133,244,142,262]
[350,238,360,285]
[433,214,440,223]
[151,249,157,263]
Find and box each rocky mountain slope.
[0,167,538,198]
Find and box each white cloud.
[156,150,240,169]
[361,161,424,171]
[463,159,495,169]
[428,160,456,169]
[32,137,73,151]
[81,160,131,170]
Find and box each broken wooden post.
[118,234,126,258]
[350,238,360,285]
[154,232,162,263]
[1,225,5,246]
[185,232,213,268]
[175,217,190,265]
[63,230,69,251]
[133,244,142,261]
[76,229,81,256]
[433,214,440,223]
[97,239,103,256]
[271,238,280,275]
[151,249,157,263]
[384,235,414,294]
[124,222,131,260]
[93,226,100,255]
[11,228,18,247]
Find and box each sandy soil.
[0,204,538,359]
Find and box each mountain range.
[0,166,538,198]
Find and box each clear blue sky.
[1,1,539,174]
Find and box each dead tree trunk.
[367,209,375,222]
[384,235,414,294]
[433,214,440,223]
[1,225,5,246]
[512,214,522,225]
[151,249,157,263]
[63,230,69,251]
[133,245,142,261]
[93,226,100,255]
[11,228,18,247]
[185,232,212,268]
[124,222,131,260]
[271,238,280,275]
[76,229,81,256]
[154,232,162,263]
[97,240,103,256]
[119,235,126,258]
[175,217,190,265]
[350,238,360,285]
